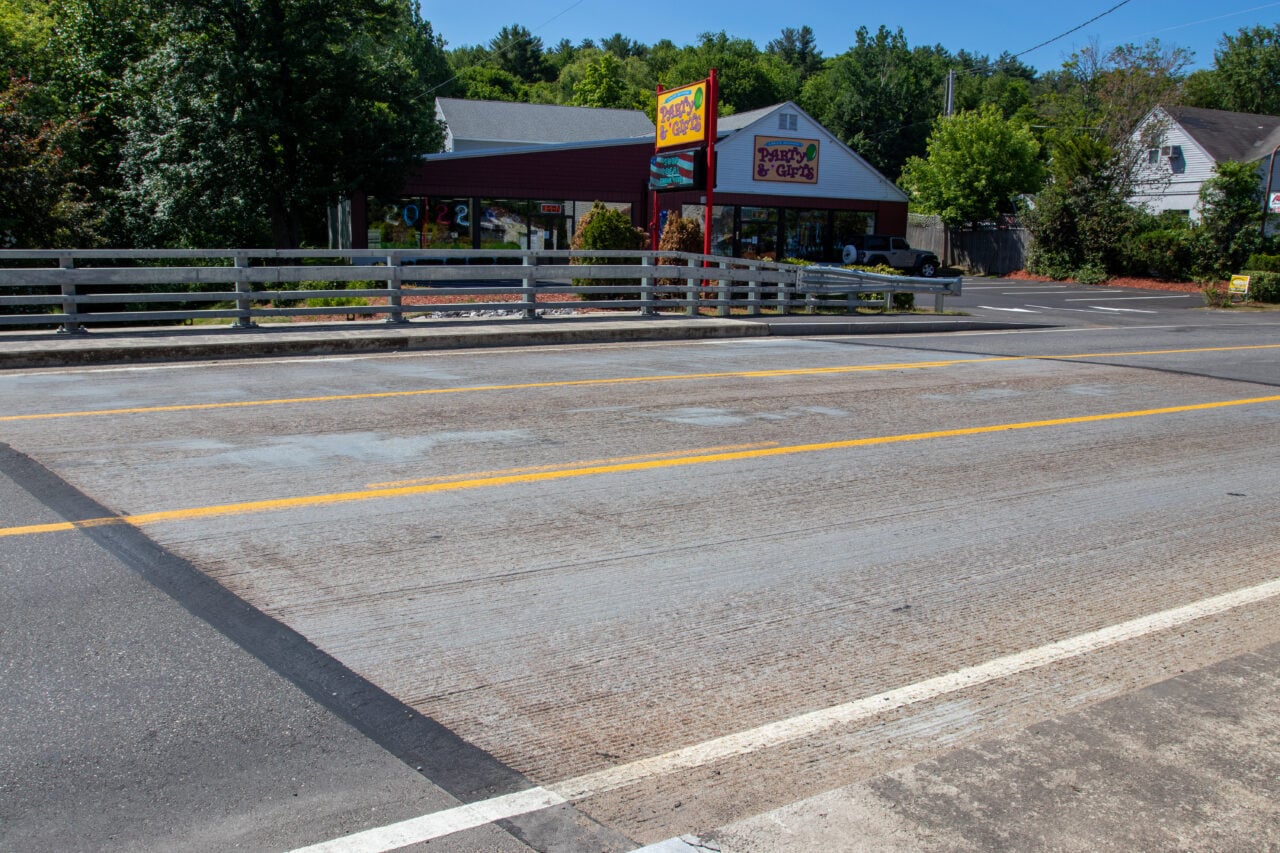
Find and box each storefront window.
[739,206,778,261]
[479,199,529,250]
[833,211,874,250]
[424,198,473,249]
[367,196,430,249]
[785,209,828,261]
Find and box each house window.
[778,113,798,131]
[1147,148,1159,166]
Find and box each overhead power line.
[1013,0,1135,60]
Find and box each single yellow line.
[5,343,1279,423]
[4,394,1277,539]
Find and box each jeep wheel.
[917,259,938,278]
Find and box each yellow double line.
[5,343,1280,424]
[4,394,1278,540]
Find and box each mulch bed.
[1002,269,1207,294]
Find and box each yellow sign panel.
[753,136,820,183]
[655,81,708,149]
[1230,274,1251,295]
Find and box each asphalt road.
[3,289,1279,851]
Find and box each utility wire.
[1012,0,1135,60]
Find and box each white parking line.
[1066,295,1195,301]
[289,575,1280,853]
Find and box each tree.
[115,0,448,249]
[663,32,786,114]
[489,23,550,83]
[1200,25,1280,115]
[800,26,947,180]
[571,52,642,109]
[766,26,822,79]
[0,74,95,246]
[1193,160,1264,277]
[899,105,1044,226]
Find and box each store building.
[356,99,908,263]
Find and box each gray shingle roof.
[1165,105,1280,163]
[436,98,654,149]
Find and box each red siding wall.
[356,141,909,247]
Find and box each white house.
[1129,105,1280,222]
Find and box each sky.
[419,0,1280,73]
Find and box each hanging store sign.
[656,80,709,149]
[753,136,820,184]
[649,148,706,191]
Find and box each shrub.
[1244,253,1280,273]
[656,215,703,289]
[1241,270,1280,302]
[1072,263,1109,285]
[1126,229,1195,280]
[1202,282,1232,308]
[570,202,647,298]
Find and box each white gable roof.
[713,103,908,203]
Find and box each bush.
[1073,263,1109,285]
[570,202,647,298]
[1240,270,1280,302]
[656,215,703,289]
[1244,253,1280,273]
[1125,229,1195,280]
[1202,282,1232,308]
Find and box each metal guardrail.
[0,248,962,333]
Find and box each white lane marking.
[977,306,1039,313]
[1087,306,1158,314]
[289,788,566,853]
[289,576,1280,853]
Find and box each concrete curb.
[0,315,1050,370]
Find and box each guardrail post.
[230,254,256,329]
[521,253,538,319]
[386,253,408,325]
[935,291,945,313]
[781,268,797,315]
[716,262,730,317]
[685,257,699,317]
[640,256,656,316]
[56,254,85,334]
[744,263,761,316]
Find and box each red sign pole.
[703,69,718,260]
[651,84,665,250]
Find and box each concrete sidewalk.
[0,313,1043,369]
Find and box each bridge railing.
[0,248,962,333]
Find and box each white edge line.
[289,576,1280,853]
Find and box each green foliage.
[114,0,449,249]
[1202,281,1232,307]
[1024,169,1143,281]
[898,104,1043,226]
[1244,253,1280,272]
[765,26,823,81]
[489,23,551,82]
[571,52,643,109]
[1205,25,1280,115]
[1125,229,1195,280]
[662,31,789,113]
[1195,160,1264,279]
[1240,270,1280,302]
[0,74,96,247]
[799,26,946,180]
[570,201,647,296]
